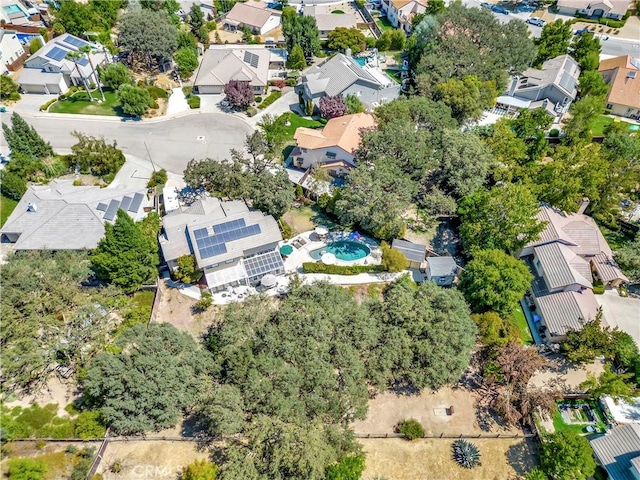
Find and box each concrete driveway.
[597,289,640,346]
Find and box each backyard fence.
[148,277,163,325]
[355,432,535,439]
[362,6,383,38]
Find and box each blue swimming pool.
[310,240,371,261]
[4,4,24,14]
[354,57,368,66]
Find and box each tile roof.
[536,289,604,338]
[590,424,640,480]
[392,239,427,263]
[294,113,375,153]
[599,55,639,72]
[303,53,394,97]
[194,47,270,88]
[391,0,426,8]
[0,180,150,250]
[534,243,593,289]
[225,2,280,29]
[603,67,640,110]
[557,0,630,16]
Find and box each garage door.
[20,84,47,94]
[46,83,62,94]
[195,85,223,94]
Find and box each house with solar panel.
[0,180,152,250]
[159,196,285,292]
[18,33,106,95]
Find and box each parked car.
[480,2,492,8]
[574,28,590,35]
[526,17,545,27]
[491,5,509,14]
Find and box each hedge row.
[258,90,282,110]
[187,95,201,109]
[302,262,384,275]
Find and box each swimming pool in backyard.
[309,240,371,261]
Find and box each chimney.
[345,47,352,58]
[27,202,37,212]
[509,76,519,96]
[577,197,590,215]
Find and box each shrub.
[453,440,481,468]
[381,241,409,272]
[286,78,297,87]
[40,99,57,111]
[302,263,383,275]
[187,95,201,109]
[196,291,213,311]
[73,179,83,186]
[181,459,218,480]
[257,90,282,109]
[7,458,47,480]
[280,219,294,240]
[549,129,560,137]
[146,85,168,99]
[246,106,258,117]
[255,96,263,103]
[593,280,605,294]
[147,169,168,188]
[397,418,424,440]
[182,86,193,96]
[29,38,43,54]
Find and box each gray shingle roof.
[194,47,270,89]
[303,53,388,97]
[427,256,457,277]
[392,239,426,263]
[534,243,592,290]
[535,290,603,338]
[590,424,640,480]
[0,180,150,250]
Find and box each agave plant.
[452,439,481,468]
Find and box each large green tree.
[68,131,125,178]
[458,183,545,253]
[98,63,133,90]
[569,32,601,71]
[434,75,496,124]
[534,20,572,66]
[459,250,533,318]
[117,84,154,117]
[282,7,320,59]
[286,44,306,70]
[118,9,179,69]
[90,209,158,292]
[327,27,366,53]
[84,323,211,435]
[539,430,596,480]
[562,95,605,145]
[0,75,20,101]
[616,234,640,283]
[2,113,53,160]
[173,47,199,78]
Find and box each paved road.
[0,111,253,175]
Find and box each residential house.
[590,424,640,480]
[0,29,27,74]
[0,180,152,250]
[304,6,360,40]
[495,55,580,119]
[18,33,106,94]
[381,0,427,34]
[557,0,629,20]
[159,196,285,292]
[299,52,401,109]
[391,239,427,269]
[518,203,628,343]
[599,55,640,119]
[193,45,283,94]
[222,2,281,35]
[425,256,457,286]
[1,2,33,26]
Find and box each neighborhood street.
[0,110,253,175]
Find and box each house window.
[300,148,307,153]
[437,277,446,284]
[326,151,336,159]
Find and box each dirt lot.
[4,376,81,418]
[96,441,211,480]
[153,279,220,340]
[352,387,520,436]
[359,437,537,480]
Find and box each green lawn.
[49,89,120,116]
[384,69,402,84]
[511,303,534,345]
[130,290,156,310]
[592,115,614,136]
[1,194,18,228]
[376,16,394,31]
[552,401,606,435]
[282,113,324,140]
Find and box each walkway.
[165,87,190,116]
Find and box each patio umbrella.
[315,226,329,236]
[321,252,337,265]
[279,244,294,256]
[261,274,278,288]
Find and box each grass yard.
[49,89,120,116]
[1,194,18,227]
[512,303,534,345]
[359,437,538,480]
[376,16,394,31]
[384,68,402,83]
[281,113,324,140]
[130,290,156,310]
[282,204,341,235]
[592,115,614,136]
[551,400,606,435]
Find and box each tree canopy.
[118,9,178,69]
[98,63,133,90]
[327,27,366,53]
[533,20,572,66]
[282,7,320,59]
[539,430,596,480]
[616,234,640,283]
[2,113,53,160]
[67,131,125,179]
[459,249,533,318]
[117,84,154,117]
[84,323,211,435]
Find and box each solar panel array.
[129,193,144,212]
[77,58,89,67]
[104,199,120,221]
[46,46,68,62]
[243,51,259,68]
[119,196,132,212]
[62,36,88,48]
[97,193,144,221]
[244,250,284,278]
[194,220,261,260]
[96,203,108,212]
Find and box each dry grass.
[360,437,537,480]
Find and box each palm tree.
[65,51,93,100]
[79,45,105,101]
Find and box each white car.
[526,17,545,27]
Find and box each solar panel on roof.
[244,250,284,277]
[213,218,246,234]
[128,193,144,212]
[77,58,89,67]
[194,227,209,239]
[119,196,132,211]
[200,243,228,259]
[45,46,68,62]
[194,221,261,260]
[243,51,259,68]
[96,203,108,212]
[104,199,121,221]
[62,36,88,48]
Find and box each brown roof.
[605,67,640,109]
[391,0,426,8]
[225,2,280,29]
[294,113,375,154]
[598,55,636,72]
